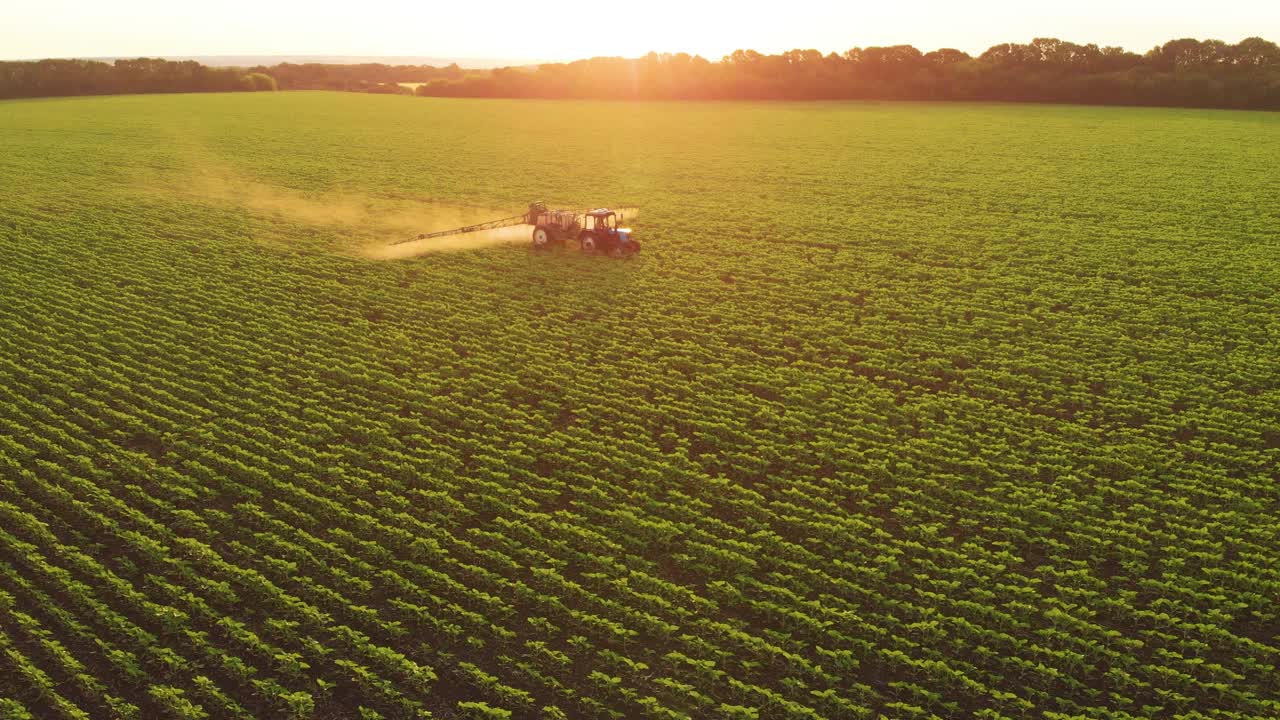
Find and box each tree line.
[245,62,466,92]
[414,37,1280,109]
[0,58,275,99]
[3,37,1278,109]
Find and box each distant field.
[1,92,1278,720]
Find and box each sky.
[4,0,1277,63]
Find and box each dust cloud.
[363,224,533,260]
[191,171,374,228]
[143,157,524,257]
[139,147,634,259]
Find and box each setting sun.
[5,0,1273,61]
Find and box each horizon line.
[2,35,1269,67]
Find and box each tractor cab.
[584,209,617,232]
[579,209,638,255]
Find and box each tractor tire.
[579,234,597,254]
[532,227,551,248]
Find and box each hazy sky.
[4,0,1277,62]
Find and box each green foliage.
[457,701,512,719]
[147,686,207,719]
[5,36,1280,109]
[240,72,278,92]
[0,58,248,99]
[0,92,1277,720]
[416,37,1280,109]
[0,698,35,720]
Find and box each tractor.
[400,201,640,256]
[527,203,639,256]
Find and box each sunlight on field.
[0,92,1277,720]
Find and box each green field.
[1,91,1278,720]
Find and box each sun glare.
[3,0,1271,61]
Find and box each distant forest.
[0,58,277,98]
[3,37,1278,110]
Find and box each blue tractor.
[528,204,639,256]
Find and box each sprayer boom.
[393,213,527,246]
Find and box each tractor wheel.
[532,227,550,248]
[579,234,597,254]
